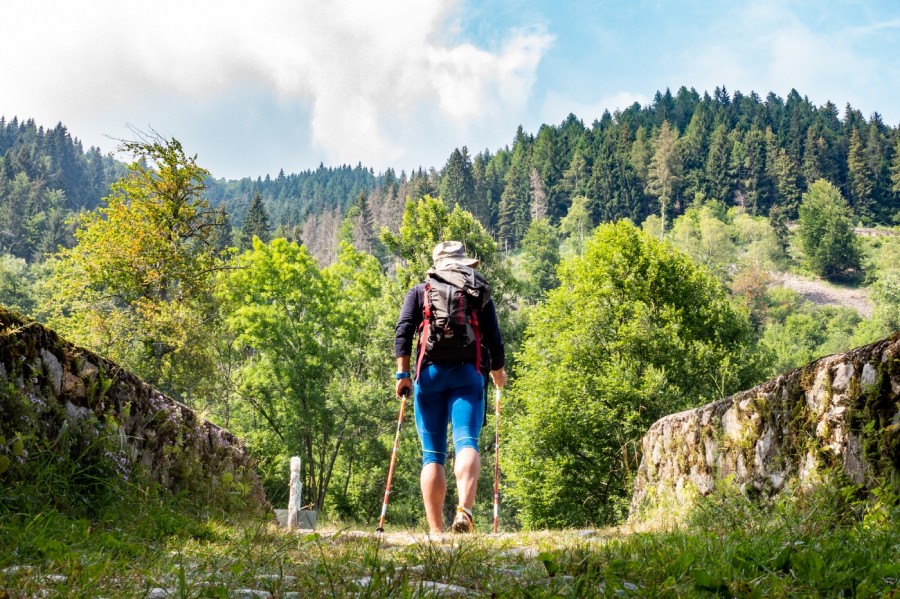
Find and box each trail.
[772,272,873,318]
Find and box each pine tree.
[589,130,644,223]
[890,134,900,215]
[439,147,476,213]
[704,124,732,202]
[731,127,767,214]
[241,192,272,249]
[497,128,533,248]
[865,116,891,223]
[629,126,653,184]
[801,128,826,186]
[773,148,802,219]
[645,121,681,238]
[680,104,712,199]
[532,125,565,219]
[847,128,875,223]
[559,148,590,215]
[498,162,529,249]
[471,152,491,229]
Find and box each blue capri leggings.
[414,363,485,466]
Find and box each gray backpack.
[415,264,491,376]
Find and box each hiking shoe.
[451,506,474,533]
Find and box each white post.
[287,456,302,528]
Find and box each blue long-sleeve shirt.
[394,283,505,371]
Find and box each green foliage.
[218,240,392,512]
[240,191,271,249]
[519,218,560,302]
[506,221,763,528]
[0,118,121,262]
[0,253,36,314]
[438,147,477,217]
[645,120,681,235]
[760,287,863,375]
[558,194,593,256]
[731,210,786,271]
[38,135,222,401]
[797,179,863,281]
[380,195,502,292]
[670,200,737,281]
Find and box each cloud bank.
[2,0,553,177]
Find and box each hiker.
[394,241,507,534]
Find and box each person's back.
[394,241,507,533]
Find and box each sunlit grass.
[2,478,898,598]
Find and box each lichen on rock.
[0,306,272,518]
[630,332,900,521]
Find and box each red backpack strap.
[415,284,431,380]
[471,309,482,374]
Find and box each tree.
[558,195,592,254]
[847,127,876,224]
[704,124,732,202]
[890,134,900,219]
[645,121,681,238]
[529,168,548,221]
[797,179,862,281]
[669,201,737,282]
[338,190,382,258]
[241,191,271,249]
[218,240,391,511]
[772,148,802,218]
[439,147,476,213]
[380,195,502,292]
[40,134,221,399]
[679,104,712,200]
[0,253,35,314]
[558,148,590,217]
[505,221,762,528]
[498,161,530,249]
[520,218,560,302]
[730,127,767,214]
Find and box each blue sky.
[3,0,899,180]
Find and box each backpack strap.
[471,309,482,376]
[415,284,431,380]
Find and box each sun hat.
[432,240,479,269]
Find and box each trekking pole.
[493,385,501,534]
[377,388,409,533]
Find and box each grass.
[1,475,899,598]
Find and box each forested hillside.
[1,86,899,531]
[0,118,124,260]
[4,86,899,269]
[204,87,900,265]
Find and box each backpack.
[415,263,491,378]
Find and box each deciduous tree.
[40,134,222,399]
[505,221,761,528]
[797,179,862,281]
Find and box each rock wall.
[0,306,271,516]
[630,332,900,519]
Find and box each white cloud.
[0,0,552,177]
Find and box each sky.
[3,0,899,180]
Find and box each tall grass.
[2,464,897,597]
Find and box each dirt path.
[773,272,873,318]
